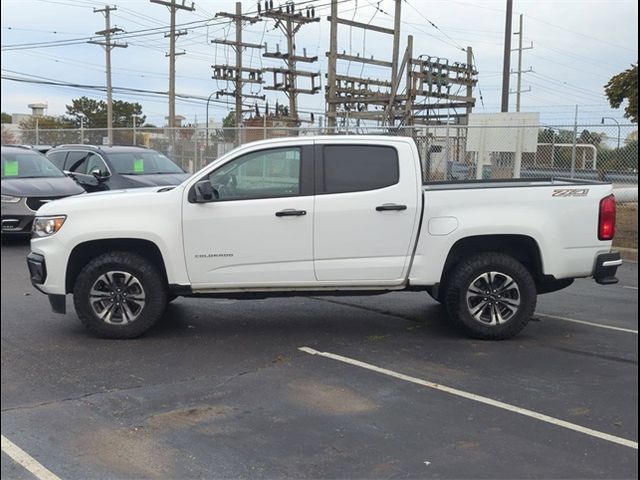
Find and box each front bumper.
[1,215,34,233]
[2,197,35,233]
[27,252,47,286]
[594,251,622,285]
[26,251,66,314]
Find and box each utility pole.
[466,47,474,121]
[89,6,127,146]
[150,0,195,131]
[326,0,338,129]
[262,2,320,126]
[511,14,533,112]
[325,0,403,127]
[212,2,264,144]
[501,0,513,112]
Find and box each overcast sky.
[1,0,638,126]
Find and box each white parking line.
[299,347,639,450]
[1,435,61,480]
[623,286,638,290]
[536,313,638,334]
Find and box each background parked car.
[46,145,190,192]
[18,145,54,155]
[1,145,85,235]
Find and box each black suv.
[46,145,190,192]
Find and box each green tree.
[222,111,236,128]
[65,96,146,144]
[19,115,77,145]
[1,112,12,124]
[1,125,17,144]
[578,129,604,147]
[217,111,237,144]
[604,63,638,123]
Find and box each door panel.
[183,146,315,288]
[313,142,421,283]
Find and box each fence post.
[194,127,198,173]
[514,125,523,178]
[571,105,578,178]
[444,121,451,180]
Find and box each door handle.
[275,209,307,217]
[376,204,407,212]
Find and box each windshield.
[1,150,65,179]
[108,152,184,175]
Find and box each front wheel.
[444,253,536,340]
[73,251,167,339]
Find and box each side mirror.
[193,180,219,203]
[66,171,99,187]
[90,168,110,182]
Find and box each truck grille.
[26,197,64,211]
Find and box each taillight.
[598,194,616,241]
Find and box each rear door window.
[320,145,399,194]
[47,151,68,170]
[64,150,91,174]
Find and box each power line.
[1,71,328,114]
[1,0,341,51]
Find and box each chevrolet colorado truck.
[27,136,622,340]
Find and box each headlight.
[1,194,21,203]
[32,216,66,238]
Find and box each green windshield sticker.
[4,160,19,177]
[134,158,144,173]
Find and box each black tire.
[73,251,167,339]
[444,252,536,340]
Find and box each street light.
[601,117,621,150]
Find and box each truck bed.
[423,177,606,191]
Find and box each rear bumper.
[594,251,622,285]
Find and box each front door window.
[208,147,301,200]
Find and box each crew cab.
[27,136,621,340]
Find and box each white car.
[27,136,621,340]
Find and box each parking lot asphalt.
[1,237,638,479]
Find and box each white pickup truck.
[27,136,622,340]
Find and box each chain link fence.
[2,123,637,185]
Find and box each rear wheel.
[444,253,536,340]
[73,251,167,338]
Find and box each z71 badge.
[552,188,590,197]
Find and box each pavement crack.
[306,295,428,325]
[540,345,638,365]
[1,363,271,414]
